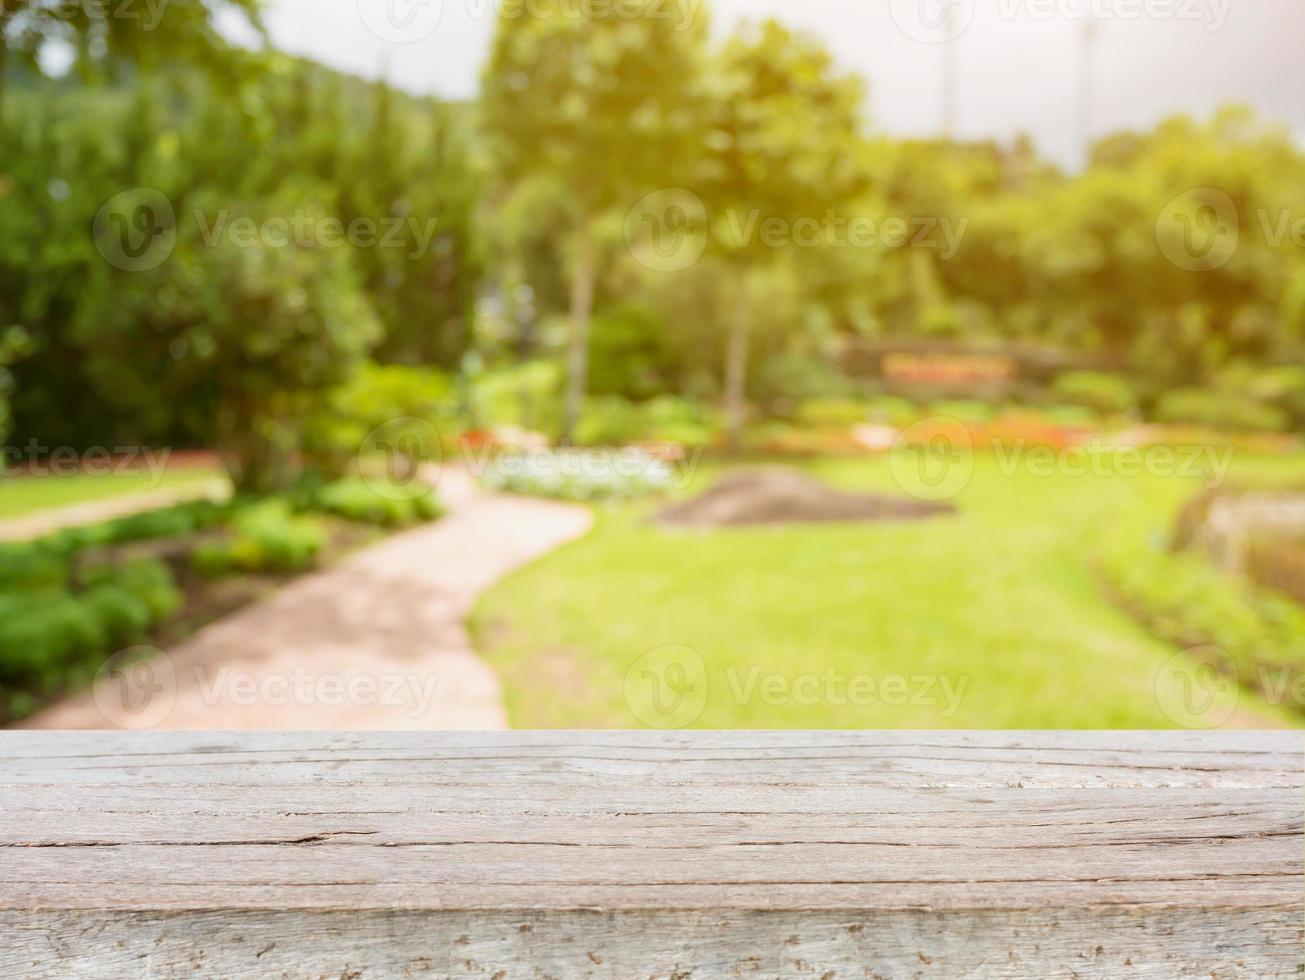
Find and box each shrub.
[0,591,105,686]
[1101,543,1305,708]
[929,400,999,424]
[574,397,646,446]
[411,492,444,522]
[43,499,228,556]
[1052,371,1139,416]
[1153,389,1290,433]
[79,557,183,622]
[640,396,719,448]
[312,478,443,527]
[794,399,867,429]
[0,541,70,591]
[1258,366,1305,427]
[587,304,674,401]
[0,532,188,706]
[755,353,848,411]
[473,360,564,436]
[302,363,456,480]
[314,479,401,525]
[864,395,921,427]
[1020,404,1100,428]
[193,500,328,575]
[81,585,154,646]
[573,396,719,449]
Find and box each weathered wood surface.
[1,731,1301,978]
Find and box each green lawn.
[0,468,225,521]
[472,452,1305,729]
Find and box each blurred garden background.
[2,0,1305,729]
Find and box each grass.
[471,451,1305,730]
[0,468,225,520]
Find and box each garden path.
[22,468,593,730]
[0,479,228,542]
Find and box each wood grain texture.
[1,731,1301,978]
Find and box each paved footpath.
[0,479,228,542]
[23,470,593,730]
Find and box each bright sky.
[255,0,1305,169]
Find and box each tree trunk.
[217,392,292,496]
[0,22,8,129]
[724,266,751,453]
[561,225,596,447]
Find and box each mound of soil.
[657,467,954,528]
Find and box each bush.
[1020,404,1100,428]
[864,395,921,427]
[473,360,564,436]
[1052,371,1139,416]
[312,478,443,527]
[929,400,999,424]
[1258,366,1305,427]
[755,353,848,412]
[574,396,646,446]
[0,591,105,685]
[81,585,154,646]
[640,396,719,448]
[574,396,718,448]
[42,499,228,556]
[0,544,185,698]
[1101,543,1305,709]
[587,304,674,401]
[193,500,328,575]
[0,541,70,592]
[794,399,867,429]
[79,557,183,622]
[1153,389,1290,433]
[411,492,444,522]
[0,529,188,706]
[302,363,456,479]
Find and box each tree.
[0,0,263,121]
[0,326,29,444]
[1017,109,1305,389]
[481,0,706,443]
[701,21,867,448]
[132,190,381,492]
[339,81,482,368]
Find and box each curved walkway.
[24,471,593,731]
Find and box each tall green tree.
[481,0,706,443]
[702,21,866,448]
